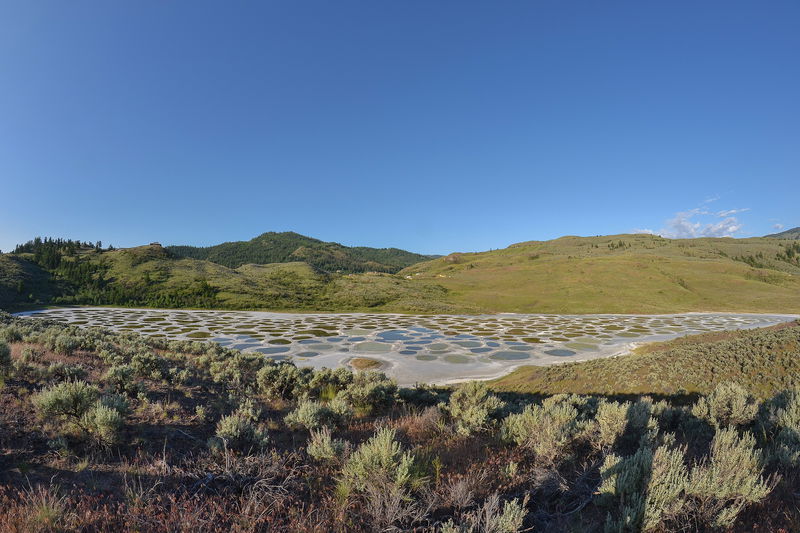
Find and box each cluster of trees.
[778,242,800,265]
[13,236,111,264]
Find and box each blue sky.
[1,1,797,255]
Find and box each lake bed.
[16,308,798,385]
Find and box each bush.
[441,493,528,533]
[53,334,79,356]
[501,399,580,465]
[104,364,139,395]
[46,362,87,382]
[598,442,689,532]
[210,413,269,452]
[687,428,773,529]
[340,427,426,528]
[594,400,629,449]
[441,381,505,436]
[306,367,353,400]
[284,399,352,431]
[33,380,127,447]
[33,380,99,421]
[692,382,759,429]
[21,346,44,363]
[82,404,124,446]
[0,325,22,343]
[306,427,349,462]
[341,427,423,493]
[756,388,800,468]
[256,361,307,400]
[130,351,165,380]
[335,371,397,413]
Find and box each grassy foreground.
[0,313,799,531]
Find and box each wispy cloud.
[773,223,785,231]
[634,203,749,239]
[716,208,750,217]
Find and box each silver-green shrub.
[82,403,124,446]
[33,380,127,447]
[341,427,422,493]
[756,388,800,468]
[336,371,398,412]
[210,413,270,452]
[691,381,759,429]
[33,380,99,420]
[256,361,307,400]
[442,381,505,436]
[285,398,352,431]
[500,400,579,465]
[594,400,629,449]
[306,427,349,462]
[440,492,528,533]
[104,364,138,395]
[598,441,689,532]
[686,427,772,529]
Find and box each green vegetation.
[1,312,798,531]
[4,232,800,314]
[402,233,800,314]
[166,231,437,273]
[0,238,458,313]
[492,320,800,398]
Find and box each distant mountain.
[765,227,800,239]
[166,231,437,274]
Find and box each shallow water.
[16,308,798,385]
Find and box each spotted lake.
[16,308,797,385]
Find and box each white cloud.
[634,204,749,239]
[773,223,785,231]
[716,208,750,217]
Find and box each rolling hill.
[166,231,437,273]
[0,241,459,313]
[400,233,800,314]
[3,233,800,314]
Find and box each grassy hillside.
[766,226,800,239]
[4,233,800,314]
[492,320,800,398]
[401,233,800,314]
[0,255,58,309]
[0,243,463,313]
[166,231,436,273]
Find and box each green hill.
[166,231,437,273]
[0,255,59,309]
[400,233,800,314]
[0,241,460,313]
[3,233,800,314]
[766,226,800,239]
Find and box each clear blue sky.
[1,1,798,255]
